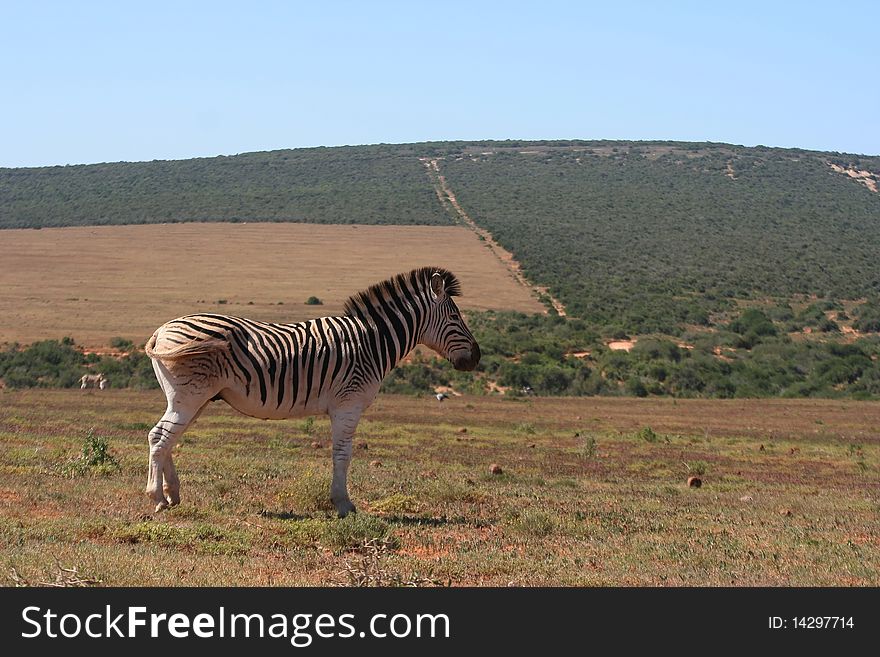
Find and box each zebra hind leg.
[159,402,208,508]
[146,403,204,512]
[147,357,216,512]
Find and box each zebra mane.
[343,267,461,317]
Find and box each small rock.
[739,495,753,502]
[457,427,468,434]
[574,432,580,438]
[356,441,368,450]
[687,476,702,488]
[780,509,792,517]
[527,443,536,448]
[489,463,503,475]
[369,460,382,468]
[575,416,582,420]
[310,441,322,449]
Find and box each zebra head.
[421,271,481,371]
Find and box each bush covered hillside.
[0,338,156,390]
[440,142,880,334]
[382,310,880,399]
[3,140,880,398]
[0,144,449,228]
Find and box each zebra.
[80,373,108,390]
[143,266,480,516]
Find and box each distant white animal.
[80,373,108,390]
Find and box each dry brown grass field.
[0,223,543,348]
[1,390,877,586]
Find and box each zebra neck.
[347,299,427,378]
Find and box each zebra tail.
[144,332,230,360]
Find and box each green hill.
[0,143,450,228]
[4,139,880,399]
[440,142,880,333]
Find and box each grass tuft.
[514,422,536,436]
[284,515,399,553]
[683,460,709,476]
[635,426,661,443]
[277,467,335,514]
[370,493,421,515]
[322,514,399,552]
[580,436,598,459]
[509,509,557,537]
[59,429,121,478]
[110,521,250,556]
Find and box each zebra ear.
[430,272,446,300]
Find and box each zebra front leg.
[329,408,362,518]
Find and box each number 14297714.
[769,617,854,630]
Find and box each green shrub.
[60,429,120,478]
[277,467,335,514]
[109,337,134,351]
[370,493,421,515]
[684,460,708,476]
[0,339,85,388]
[635,427,660,443]
[853,301,880,333]
[626,377,648,397]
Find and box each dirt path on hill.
[421,158,568,316]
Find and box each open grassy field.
[0,223,543,349]
[1,389,877,586]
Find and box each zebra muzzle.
[452,343,481,371]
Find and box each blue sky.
[1,1,877,167]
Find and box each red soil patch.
[607,340,636,352]
[0,488,22,503]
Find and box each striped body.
[150,313,388,419]
[142,267,480,516]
